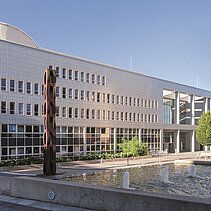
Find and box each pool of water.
[63,164,211,198]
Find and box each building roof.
[0,22,38,48]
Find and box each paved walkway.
[0,151,210,210]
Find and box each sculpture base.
[43,147,56,176]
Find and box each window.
[10,80,15,92]
[121,112,124,121]
[145,99,147,108]
[116,112,119,121]
[129,113,132,121]
[92,92,95,102]
[111,95,115,104]
[92,74,95,84]
[102,93,106,103]
[125,97,128,106]
[62,68,66,79]
[86,73,90,83]
[42,84,44,95]
[9,124,16,132]
[18,81,23,93]
[68,107,72,118]
[69,88,73,99]
[92,109,95,119]
[108,111,110,120]
[26,104,31,115]
[80,108,84,119]
[81,72,84,82]
[75,71,79,81]
[107,94,110,103]
[129,97,132,106]
[81,90,85,100]
[56,87,60,97]
[1,78,6,91]
[137,113,140,122]
[26,82,31,94]
[121,96,124,105]
[97,110,101,120]
[62,87,66,98]
[56,106,59,117]
[10,102,15,114]
[102,76,106,86]
[69,69,73,80]
[18,103,23,115]
[141,99,144,107]
[75,108,78,118]
[116,95,119,104]
[141,114,144,122]
[112,111,115,120]
[86,109,90,119]
[1,101,6,113]
[133,113,136,121]
[86,91,90,101]
[125,112,128,121]
[133,98,136,106]
[102,110,106,120]
[34,104,39,116]
[97,92,100,102]
[56,67,60,77]
[75,89,79,100]
[34,83,39,95]
[137,98,140,107]
[62,107,67,118]
[97,75,101,85]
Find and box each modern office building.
[0,22,211,161]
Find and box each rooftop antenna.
[197,76,199,88]
[129,56,132,71]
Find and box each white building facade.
[0,22,211,160]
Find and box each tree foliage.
[196,111,211,146]
[118,136,148,156]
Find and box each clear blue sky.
[1,0,211,91]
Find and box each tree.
[196,111,211,146]
[118,136,148,156]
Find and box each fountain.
[64,164,211,198]
[123,171,130,189]
[160,165,174,184]
[188,164,196,177]
[160,166,169,183]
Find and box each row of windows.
[0,101,158,123]
[57,87,159,109]
[59,107,159,123]
[1,78,42,95]
[56,67,106,86]
[1,101,40,116]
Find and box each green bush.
[118,137,148,156]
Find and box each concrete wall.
[9,176,211,211]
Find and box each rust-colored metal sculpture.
[43,66,56,175]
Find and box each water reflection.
[64,164,211,198]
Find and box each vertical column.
[176,130,180,153]
[113,128,117,153]
[190,95,195,125]
[204,97,208,113]
[191,130,195,152]
[0,125,1,162]
[204,97,209,151]
[160,129,163,152]
[83,127,87,155]
[175,91,180,124]
[138,128,141,144]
